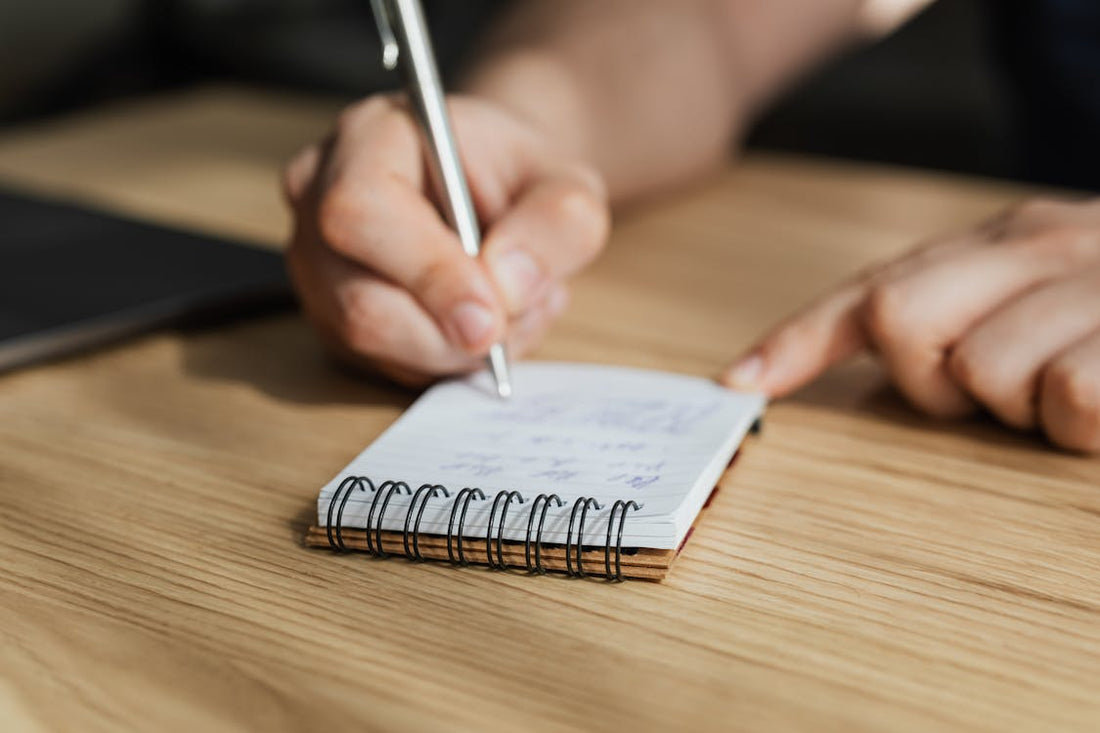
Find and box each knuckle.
[1012,225,1099,264]
[333,107,364,140]
[946,344,983,394]
[947,345,1032,427]
[860,281,912,346]
[317,181,369,257]
[318,172,402,261]
[336,95,413,151]
[334,95,392,135]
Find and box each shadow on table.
[178,313,412,410]
[785,358,1053,453]
[180,315,1055,453]
[288,504,319,545]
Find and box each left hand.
[722,197,1100,453]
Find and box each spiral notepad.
[306,362,765,581]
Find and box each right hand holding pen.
[283,94,609,386]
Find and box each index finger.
[721,283,868,397]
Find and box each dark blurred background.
[0,0,1095,190]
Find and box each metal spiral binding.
[327,476,365,551]
[525,494,563,574]
[367,480,411,557]
[446,488,485,565]
[404,484,449,561]
[565,497,602,578]
[324,476,644,580]
[604,500,641,581]
[485,490,525,570]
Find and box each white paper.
[317,362,764,549]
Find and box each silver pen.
[369,0,513,399]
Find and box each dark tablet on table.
[0,188,293,373]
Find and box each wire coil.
[404,484,449,561]
[605,500,641,581]
[446,487,485,566]
[324,476,642,581]
[565,497,602,578]
[485,490,524,570]
[525,493,563,574]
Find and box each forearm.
[461,0,866,204]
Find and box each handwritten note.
[318,362,765,549]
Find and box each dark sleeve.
[987,0,1100,191]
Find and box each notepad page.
[317,362,765,549]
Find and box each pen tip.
[487,342,512,399]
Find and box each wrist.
[458,49,594,165]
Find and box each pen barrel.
[384,0,512,397]
[387,0,482,258]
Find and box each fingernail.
[490,250,543,311]
[450,301,495,348]
[723,354,763,389]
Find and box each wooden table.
[1,88,1097,733]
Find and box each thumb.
[721,284,867,397]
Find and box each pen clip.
[369,0,400,70]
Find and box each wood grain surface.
[0,88,1097,733]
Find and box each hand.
[282,94,609,386]
[723,197,1100,453]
